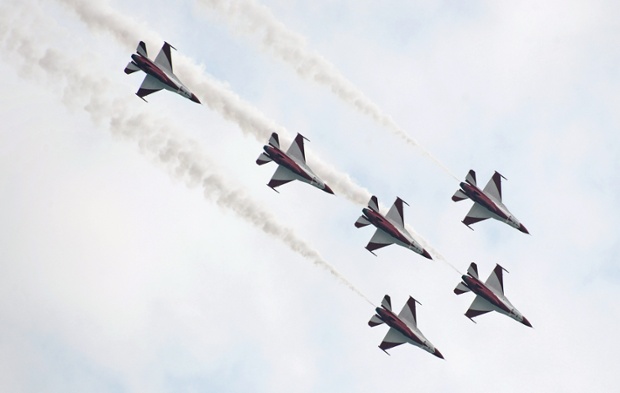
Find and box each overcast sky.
[1,0,619,392]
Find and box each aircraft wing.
[285,134,307,164]
[266,166,296,191]
[462,203,492,228]
[484,264,506,296]
[378,327,408,354]
[385,197,407,229]
[397,297,418,330]
[465,295,494,320]
[153,42,175,74]
[136,74,165,100]
[365,229,394,254]
[482,171,504,202]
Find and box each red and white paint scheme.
[452,170,529,234]
[355,195,432,259]
[454,262,532,327]
[256,133,334,194]
[124,41,200,104]
[369,295,444,358]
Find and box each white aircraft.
[369,295,444,358]
[124,41,201,103]
[452,170,529,233]
[355,196,431,259]
[454,262,532,327]
[256,133,334,194]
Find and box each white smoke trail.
[53,0,441,266]
[196,0,459,180]
[1,0,374,306]
[53,0,371,206]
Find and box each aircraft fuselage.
[375,307,423,346]
[459,182,509,221]
[131,54,178,92]
[362,208,412,247]
[461,275,511,314]
[263,145,313,182]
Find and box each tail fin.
[136,41,148,57]
[256,152,272,165]
[465,170,477,186]
[124,61,140,75]
[368,195,379,212]
[268,132,280,149]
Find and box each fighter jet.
[354,196,432,259]
[368,295,444,358]
[256,132,334,194]
[454,262,532,327]
[124,41,201,104]
[452,170,528,234]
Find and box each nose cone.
[521,316,533,328]
[433,348,444,359]
[518,223,529,234]
[322,184,335,195]
[190,93,201,104]
[421,249,433,260]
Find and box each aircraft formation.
[125,40,532,360]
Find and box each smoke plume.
[1,0,374,305]
[197,0,458,180]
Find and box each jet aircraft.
[256,133,334,194]
[454,262,532,327]
[369,295,444,358]
[355,196,431,259]
[452,170,528,234]
[124,41,201,103]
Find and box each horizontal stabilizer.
[454,281,470,295]
[452,189,468,202]
[368,314,384,327]
[354,215,371,228]
[381,295,392,311]
[467,262,479,279]
[136,41,148,57]
[268,132,280,149]
[466,170,477,186]
[256,152,272,165]
[124,61,140,74]
[368,195,379,212]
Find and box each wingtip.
[522,317,533,328]
[323,184,335,194]
[433,348,445,359]
[518,224,530,234]
[421,249,433,260]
